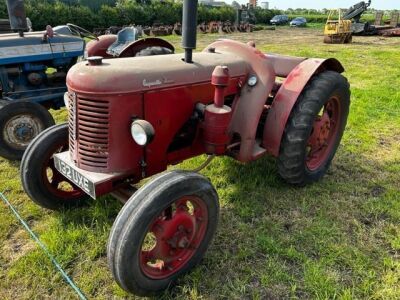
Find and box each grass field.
[0,27,399,299]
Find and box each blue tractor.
[0,0,87,160]
[0,1,175,160]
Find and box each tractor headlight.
[130,120,155,146]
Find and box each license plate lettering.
[54,157,95,198]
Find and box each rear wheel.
[108,171,219,296]
[0,100,55,160]
[278,71,350,186]
[20,123,88,210]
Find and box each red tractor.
[20,0,350,296]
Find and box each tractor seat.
[107,27,141,57]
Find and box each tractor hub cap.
[4,115,44,149]
[140,196,208,279]
[306,96,341,171]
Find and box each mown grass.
[0,28,399,299]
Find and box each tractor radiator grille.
[68,94,110,169]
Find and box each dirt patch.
[192,27,400,52]
[2,229,36,264]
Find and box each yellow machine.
[324,9,353,44]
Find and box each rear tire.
[20,123,88,210]
[108,171,219,296]
[135,46,173,56]
[0,100,55,160]
[278,71,350,186]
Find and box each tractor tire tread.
[278,71,350,186]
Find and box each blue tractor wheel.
[0,100,55,160]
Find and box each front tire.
[0,100,55,160]
[278,71,350,186]
[20,123,88,210]
[108,171,219,296]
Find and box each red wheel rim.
[140,196,208,279]
[306,96,341,171]
[42,144,84,199]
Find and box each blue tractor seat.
[107,27,142,57]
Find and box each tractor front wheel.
[278,71,350,185]
[107,171,219,296]
[0,100,55,160]
[20,123,88,210]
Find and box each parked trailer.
[21,0,350,296]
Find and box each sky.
[229,0,399,10]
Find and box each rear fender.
[263,58,344,157]
[118,38,175,57]
[204,40,275,162]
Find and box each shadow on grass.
[41,146,398,299]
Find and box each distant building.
[199,0,227,7]
[260,1,269,9]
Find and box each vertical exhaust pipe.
[182,0,198,63]
[6,0,28,35]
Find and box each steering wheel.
[67,23,99,40]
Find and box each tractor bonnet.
[67,52,248,94]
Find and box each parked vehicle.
[270,15,289,25]
[0,0,174,160]
[324,9,353,44]
[0,0,85,160]
[21,0,350,296]
[290,17,307,27]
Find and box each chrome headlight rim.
[130,119,155,146]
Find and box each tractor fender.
[263,58,345,157]
[204,40,275,162]
[118,38,175,57]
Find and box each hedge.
[0,0,284,31]
[0,1,390,31]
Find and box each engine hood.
[67,52,249,95]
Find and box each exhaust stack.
[182,0,198,63]
[6,0,28,34]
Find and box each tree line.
[0,0,281,31]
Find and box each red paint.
[204,40,276,162]
[211,66,230,108]
[86,35,116,58]
[144,79,241,177]
[203,105,232,155]
[118,38,175,58]
[306,96,341,171]
[64,40,346,199]
[140,196,208,279]
[263,58,344,157]
[86,36,175,59]
[69,93,144,174]
[203,65,232,155]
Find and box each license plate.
[54,155,96,198]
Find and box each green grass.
[1,27,400,299]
